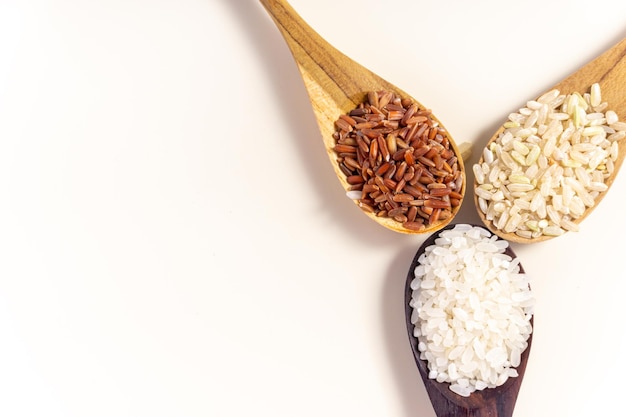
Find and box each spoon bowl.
[474,37,626,243]
[260,0,469,234]
[404,224,533,417]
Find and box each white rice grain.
[346,190,362,200]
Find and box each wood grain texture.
[259,0,466,234]
[404,224,532,417]
[474,37,626,244]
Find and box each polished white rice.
[409,224,534,397]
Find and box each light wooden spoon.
[474,37,626,243]
[259,0,470,234]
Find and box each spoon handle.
[419,363,524,417]
[259,0,392,107]
[554,37,626,116]
[425,394,514,417]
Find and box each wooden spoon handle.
[554,37,626,116]
[419,368,523,417]
[259,0,392,108]
[425,396,514,417]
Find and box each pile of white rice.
[474,83,625,238]
[409,224,534,397]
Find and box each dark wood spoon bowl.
[404,224,533,417]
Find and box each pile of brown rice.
[333,90,463,232]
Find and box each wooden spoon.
[474,37,626,243]
[404,224,533,417]
[259,0,471,234]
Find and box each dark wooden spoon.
[404,224,533,417]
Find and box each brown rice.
[333,90,463,231]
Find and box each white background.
[1,0,625,416]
